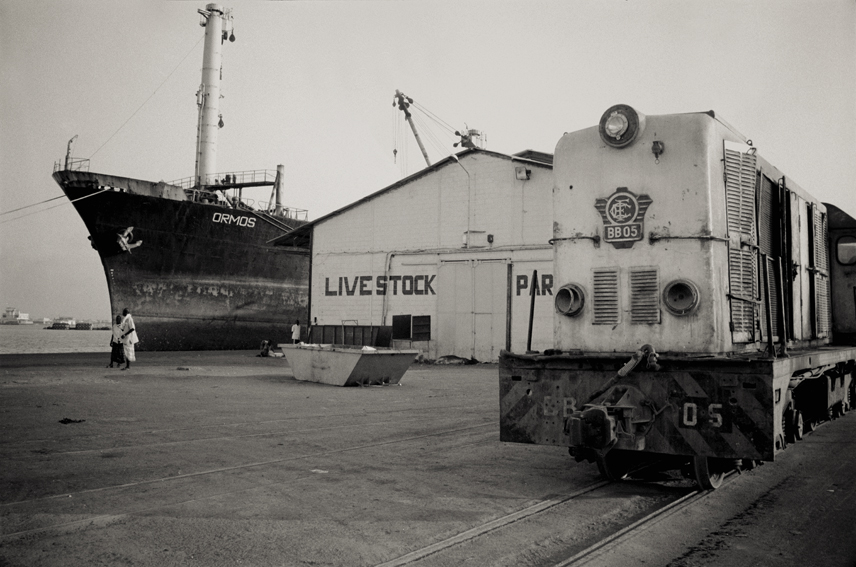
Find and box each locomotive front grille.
[592,268,620,324]
[630,268,660,324]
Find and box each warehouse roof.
[269,148,552,248]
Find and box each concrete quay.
[1,351,854,566]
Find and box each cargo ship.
[2,308,33,325]
[52,4,310,350]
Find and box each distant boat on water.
[46,317,75,330]
[2,307,34,325]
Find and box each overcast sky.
[1,0,854,320]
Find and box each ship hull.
[54,170,310,351]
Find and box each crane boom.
[394,90,431,167]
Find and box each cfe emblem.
[595,187,653,249]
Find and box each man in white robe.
[120,308,139,370]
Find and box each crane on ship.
[392,90,484,170]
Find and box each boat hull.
[54,170,310,351]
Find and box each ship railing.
[275,207,309,221]
[237,198,309,221]
[169,169,277,190]
[184,188,308,221]
[175,171,309,221]
[53,157,91,173]
[253,201,309,221]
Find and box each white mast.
[195,4,234,187]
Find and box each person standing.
[107,314,125,368]
[291,320,301,344]
[120,308,139,370]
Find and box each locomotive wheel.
[595,450,635,481]
[792,410,804,442]
[784,409,802,444]
[693,456,725,490]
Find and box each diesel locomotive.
[499,105,856,489]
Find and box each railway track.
[553,472,738,567]
[373,473,720,567]
[375,481,613,567]
[375,414,846,567]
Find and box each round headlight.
[555,283,585,317]
[598,104,645,148]
[603,112,629,139]
[663,279,700,316]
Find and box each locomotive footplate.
[499,347,856,463]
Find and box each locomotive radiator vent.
[630,268,660,324]
[592,268,620,325]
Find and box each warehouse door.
[437,260,507,361]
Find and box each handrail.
[168,169,277,190]
[53,157,90,173]
[185,188,308,220]
[52,160,309,221]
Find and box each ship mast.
[394,90,432,167]
[195,4,235,188]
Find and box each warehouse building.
[275,148,555,361]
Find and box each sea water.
[0,324,112,354]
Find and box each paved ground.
[580,407,856,567]
[0,351,854,567]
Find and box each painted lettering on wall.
[516,274,553,296]
[325,275,436,296]
[212,212,256,228]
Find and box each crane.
[393,90,432,167]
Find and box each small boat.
[47,317,75,330]
[279,344,418,387]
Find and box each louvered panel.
[725,147,759,342]
[811,207,830,338]
[592,268,620,325]
[758,176,777,256]
[724,149,757,237]
[765,256,780,337]
[814,208,829,274]
[630,268,660,324]
[817,274,830,337]
[728,248,756,334]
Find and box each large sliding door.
[437,260,507,361]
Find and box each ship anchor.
[117,227,142,253]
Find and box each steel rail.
[374,468,743,567]
[374,481,611,567]
[554,470,739,566]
